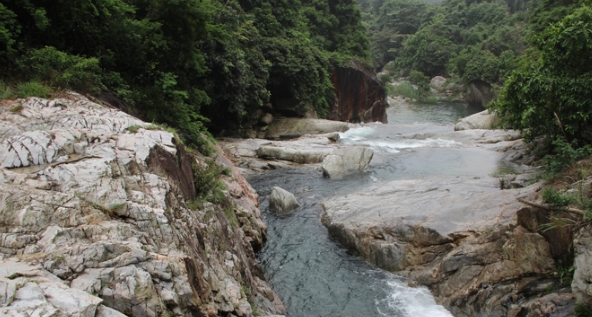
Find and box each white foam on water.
[378,280,453,317]
[340,127,462,153]
[341,126,376,140]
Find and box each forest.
[361,0,592,156]
[0,0,368,151]
[2,0,592,155]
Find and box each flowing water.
[250,102,496,317]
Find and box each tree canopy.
[491,5,592,144]
[0,0,369,149]
[362,0,528,84]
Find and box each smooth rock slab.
[264,118,350,139]
[269,187,300,215]
[321,177,538,270]
[454,110,501,131]
[257,146,331,164]
[321,147,373,179]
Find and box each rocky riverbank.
[220,108,590,316]
[0,94,284,317]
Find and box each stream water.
[249,101,493,317]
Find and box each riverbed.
[249,101,499,317]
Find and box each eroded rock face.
[0,94,284,317]
[321,178,573,316]
[329,60,388,124]
[0,259,117,317]
[466,80,494,108]
[269,187,300,215]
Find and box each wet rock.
[321,147,374,179]
[329,60,388,124]
[269,187,300,215]
[327,132,340,142]
[454,110,501,131]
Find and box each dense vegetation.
[360,0,528,85]
[491,3,592,145]
[363,0,592,163]
[0,0,368,150]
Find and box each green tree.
[492,6,592,143]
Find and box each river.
[248,101,493,317]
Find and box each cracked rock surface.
[0,94,284,317]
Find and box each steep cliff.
[328,61,388,124]
[0,94,284,317]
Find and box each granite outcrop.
[0,94,285,317]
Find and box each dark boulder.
[466,79,494,109]
[329,60,388,123]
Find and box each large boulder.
[454,110,501,131]
[260,113,274,126]
[264,118,350,140]
[269,187,300,215]
[257,146,331,164]
[466,79,495,108]
[430,76,447,89]
[321,147,374,179]
[328,60,388,124]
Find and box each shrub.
[543,137,592,177]
[0,81,14,99]
[408,70,431,97]
[127,125,140,133]
[193,159,229,205]
[492,7,592,144]
[18,46,102,94]
[16,81,51,98]
[389,82,419,100]
[377,73,392,86]
[542,188,573,207]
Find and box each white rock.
[96,305,128,317]
[269,187,300,214]
[454,110,501,131]
[0,95,285,317]
[430,76,447,89]
[321,147,374,179]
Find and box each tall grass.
[16,81,52,98]
[0,81,15,99]
[388,82,419,100]
[387,81,439,103]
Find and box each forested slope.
[362,0,592,149]
[361,0,528,85]
[0,0,368,149]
